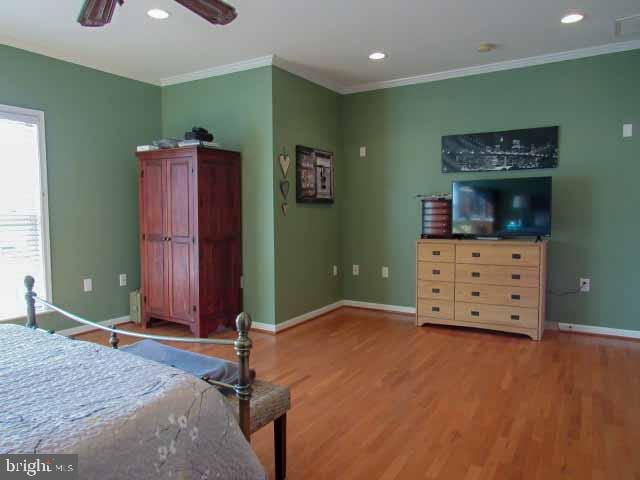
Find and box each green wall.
[161,67,276,325]
[3,43,637,333]
[272,67,342,323]
[340,50,640,331]
[0,45,161,331]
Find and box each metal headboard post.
[23,275,253,440]
[24,275,38,329]
[235,312,253,441]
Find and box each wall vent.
[615,14,640,37]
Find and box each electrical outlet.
[83,278,93,292]
[359,146,367,157]
[580,278,590,293]
[119,273,127,287]
[352,264,360,276]
[332,265,338,276]
[381,266,389,278]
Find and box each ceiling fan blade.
[173,0,238,25]
[78,0,123,27]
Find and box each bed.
[0,277,266,480]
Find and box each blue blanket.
[122,339,254,386]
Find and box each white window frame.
[0,104,52,318]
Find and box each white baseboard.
[251,300,345,333]
[557,322,640,340]
[57,316,131,337]
[341,300,416,314]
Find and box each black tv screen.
[452,177,552,237]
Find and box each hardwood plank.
[78,307,640,480]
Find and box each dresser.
[137,146,242,338]
[416,239,547,340]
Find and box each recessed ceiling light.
[147,8,170,20]
[561,12,584,24]
[369,52,386,61]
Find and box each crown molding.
[5,35,640,93]
[159,55,275,86]
[271,56,344,93]
[341,39,640,94]
[160,54,344,92]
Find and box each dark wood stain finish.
[137,147,242,337]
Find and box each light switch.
[83,278,93,292]
[119,274,127,287]
[352,264,360,276]
[359,146,367,157]
[623,124,633,138]
[381,266,389,278]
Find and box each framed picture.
[442,126,559,173]
[296,145,334,203]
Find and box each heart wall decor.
[280,180,290,199]
[279,153,291,177]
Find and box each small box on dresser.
[416,239,548,340]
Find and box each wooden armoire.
[136,146,242,338]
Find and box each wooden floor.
[79,308,640,480]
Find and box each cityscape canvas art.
[442,126,559,173]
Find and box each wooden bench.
[225,380,291,480]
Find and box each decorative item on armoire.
[296,145,334,203]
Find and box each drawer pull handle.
[471,311,480,317]
[433,269,440,275]
[432,288,440,294]
[432,306,440,312]
[512,274,521,280]
[472,272,481,278]
[511,294,521,300]
[511,315,520,320]
[471,291,480,297]
[472,252,481,258]
[433,250,441,256]
[512,253,522,260]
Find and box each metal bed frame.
[22,275,254,441]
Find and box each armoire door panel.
[169,240,193,322]
[141,159,165,237]
[145,240,168,315]
[167,158,192,239]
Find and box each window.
[0,105,51,320]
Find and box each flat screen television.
[452,177,552,238]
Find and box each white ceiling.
[1,0,639,92]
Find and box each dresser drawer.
[418,262,455,282]
[418,299,453,320]
[418,281,454,301]
[455,284,539,308]
[456,244,540,267]
[455,302,539,329]
[455,264,539,287]
[418,243,455,263]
